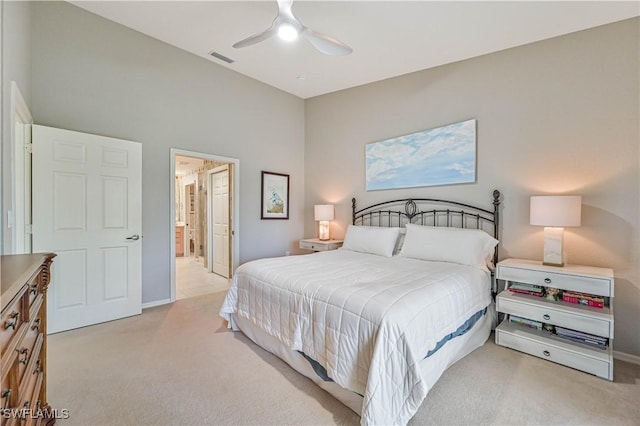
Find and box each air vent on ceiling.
[209,51,235,64]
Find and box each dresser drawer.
[1,294,26,358]
[496,322,612,380]
[28,366,45,426]
[15,304,44,386]
[498,266,612,297]
[26,273,42,313]
[18,334,43,400]
[497,293,612,337]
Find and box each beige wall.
[7,2,639,356]
[305,18,639,356]
[1,0,32,253]
[30,2,306,303]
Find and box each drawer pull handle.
[17,347,29,364]
[20,401,30,419]
[544,278,551,284]
[31,318,41,332]
[543,314,550,320]
[33,360,42,375]
[1,389,11,409]
[30,283,38,295]
[543,350,551,357]
[4,311,19,330]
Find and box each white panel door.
[32,125,142,334]
[211,166,230,278]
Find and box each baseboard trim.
[142,298,172,310]
[613,350,640,365]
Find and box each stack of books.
[562,291,605,308]
[509,315,543,330]
[555,326,608,349]
[509,282,544,297]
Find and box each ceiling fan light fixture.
[278,23,298,41]
[233,0,352,55]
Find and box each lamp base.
[543,227,565,267]
[318,221,330,241]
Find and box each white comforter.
[220,250,491,425]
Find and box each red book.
[562,294,604,308]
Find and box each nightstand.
[299,238,343,252]
[495,258,614,380]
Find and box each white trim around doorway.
[169,148,240,303]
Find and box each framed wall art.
[365,119,477,191]
[261,171,289,219]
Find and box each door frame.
[169,149,240,302]
[207,164,230,276]
[10,81,33,254]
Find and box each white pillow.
[398,224,498,269]
[341,225,401,257]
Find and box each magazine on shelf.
[555,326,608,349]
[509,315,543,330]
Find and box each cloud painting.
[366,119,476,191]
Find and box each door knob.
[126,234,140,241]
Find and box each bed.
[220,190,501,425]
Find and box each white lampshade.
[530,196,582,227]
[314,205,334,221]
[530,195,581,267]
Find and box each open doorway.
[170,149,240,302]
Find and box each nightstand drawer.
[299,239,343,252]
[300,240,321,251]
[496,322,612,380]
[498,266,612,297]
[497,292,612,337]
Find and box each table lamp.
[314,204,334,241]
[530,195,581,267]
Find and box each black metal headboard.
[352,190,501,265]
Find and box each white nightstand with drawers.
[299,238,343,252]
[495,258,614,380]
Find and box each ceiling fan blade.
[232,24,277,49]
[302,28,353,56]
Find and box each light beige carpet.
[48,291,639,425]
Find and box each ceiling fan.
[232,0,353,56]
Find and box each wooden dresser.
[1,253,56,425]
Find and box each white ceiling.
[70,1,639,99]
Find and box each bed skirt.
[227,302,495,417]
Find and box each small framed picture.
[261,171,289,220]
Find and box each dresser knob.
[543,314,550,320]
[17,347,29,364]
[543,350,551,357]
[1,389,11,409]
[544,278,551,284]
[31,318,41,332]
[19,401,30,419]
[3,311,19,330]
